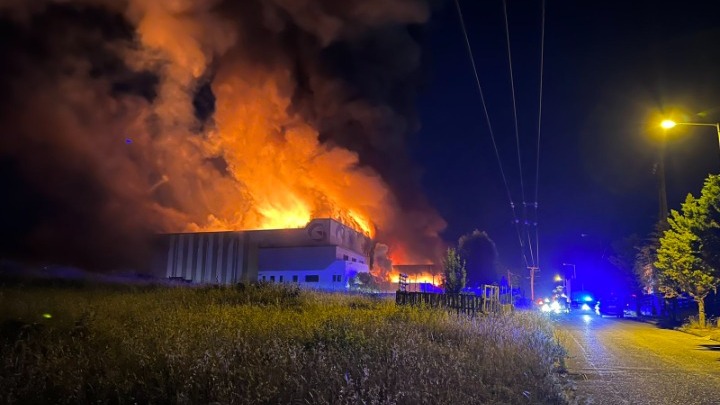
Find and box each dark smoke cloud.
[0,0,446,270]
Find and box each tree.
[349,272,380,293]
[608,234,643,316]
[442,247,467,294]
[457,230,499,287]
[608,234,643,291]
[655,176,720,327]
[696,175,720,272]
[634,220,669,295]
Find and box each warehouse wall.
[163,231,258,284]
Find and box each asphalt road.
[555,312,720,405]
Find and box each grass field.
[1,281,570,404]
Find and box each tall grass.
[1,283,569,404]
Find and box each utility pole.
[562,263,576,302]
[657,137,668,221]
[528,266,539,301]
[507,269,516,306]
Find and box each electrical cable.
[533,0,546,269]
[453,0,529,269]
[503,0,536,269]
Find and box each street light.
[658,119,720,220]
[660,119,720,154]
[562,263,576,278]
[562,263,576,303]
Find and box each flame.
[257,202,311,230]
[387,245,409,264]
[0,0,447,269]
[131,1,438,260]
[389,271,440,286]
[174,69,385,238]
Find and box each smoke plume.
[0,0,446,270]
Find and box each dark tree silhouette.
[458,230,499,287]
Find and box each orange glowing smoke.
[118,1,389,239]
[0,0,450,270]
[199,68,387,238]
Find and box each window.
[359,260,364,264]
[305,275,319,282]
[270,276,275,282]
[332,275,342,282]
[343,254,349,261]
[262,275,266,281]
[352,258,357,262]
[279,275,284,282]
[293,275,298,282]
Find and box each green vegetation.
[656,175,720,327]
[442,247,467,294]
[0,282,568,404]
[348,272,381,293]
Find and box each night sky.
[414,0,720,294]
[2,0,720,297]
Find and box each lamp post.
[659,119,720,220]
[562,263,576,302]
[660,119,720,157]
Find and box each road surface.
[555,312,720,405]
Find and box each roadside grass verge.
[1,283,569,404]
[679,316,720,342]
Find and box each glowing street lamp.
[660,119,720,154]
[553,274,563,282]
[660,119,676,129]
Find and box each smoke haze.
[0,0,446,270]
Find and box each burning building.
[0,1,447,274]
[154,218,372,290]
[392,264,442,292]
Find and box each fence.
[395,285,504,315]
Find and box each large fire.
[0,0,447,270]
[197,70,383,239]
[389,271,440,286]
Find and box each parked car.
[596,297,625,317]
[571,294,597,312]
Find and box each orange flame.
[389,271,441,286]
[183,69,385,238]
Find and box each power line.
[533,0,546,269]
[503,0,536,270]
[453,0,529,269]
[455,0,546,271]
[502,0,527,213]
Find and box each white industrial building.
[152,218,372,290]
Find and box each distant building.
[151,218,372,290]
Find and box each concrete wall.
[258,246,336,271]
[258,258,369,291]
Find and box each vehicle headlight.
[541,304,551,312]
[581,303,591,311]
